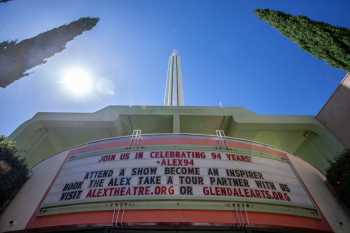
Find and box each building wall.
[288,154,350,233]
[317,73,350,150]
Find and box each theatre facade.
[1,105,350,233]
[1,52,350,233]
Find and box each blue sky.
[0,0,349,136]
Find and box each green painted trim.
[42,195,315,211]
[39,199,320,219]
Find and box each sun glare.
[60,67,94,97]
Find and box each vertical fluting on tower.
[164,50,184,106]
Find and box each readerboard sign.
[38,136,320,220]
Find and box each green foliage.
[0,0,14,4]
[326,150,350,208]
[0,17,99,87]
[0,136,29,211]
[256,9,350,72]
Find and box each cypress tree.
[256,9,350,72]
[0,17,99,87]
[0,0,14,3]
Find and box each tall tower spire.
[164,49,184,106]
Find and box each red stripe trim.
[28,210,332,232]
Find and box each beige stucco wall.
[317,73,350,149]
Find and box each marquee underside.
[10,106,343,172]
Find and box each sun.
[60,67,94,97]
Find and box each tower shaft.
[164,50,184,106]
